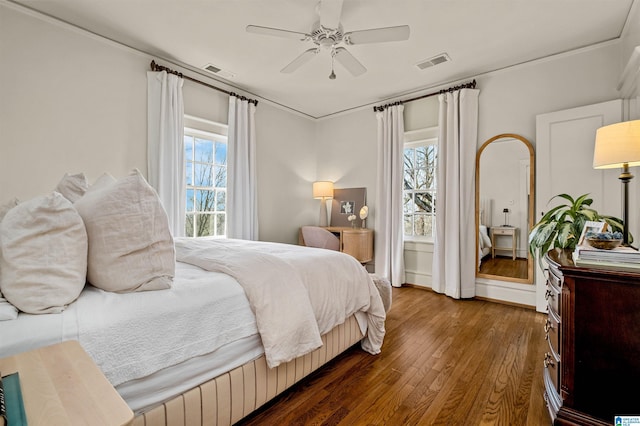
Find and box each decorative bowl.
[586,237,622,250]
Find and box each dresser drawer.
[545,308,560,362]
[492,227,514,235]
[544,363,562,422]
[546,267,562,315]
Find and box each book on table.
[0,372,27,426]
[573,256,640,272]
[573,244,640,264]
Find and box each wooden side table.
[0,340,133,426]
[335,228,374,264]
[491,226,518,260]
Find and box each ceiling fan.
[246,0,410,79]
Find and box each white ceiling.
[11,0,636,118]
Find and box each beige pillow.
[0,193,87,314]
[74,169,174,293]
[0,198,20,320]
[55,172,89,202]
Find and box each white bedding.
[0,262,258,386]
[478,224,492,266]
[175,237,386,367]
[0,238,385,413]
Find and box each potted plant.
[528,193,627,262]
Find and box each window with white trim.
[184,127,227,237]
[404,129,438,239]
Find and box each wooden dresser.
[543,249,640,425]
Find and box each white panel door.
[534,99,622,312]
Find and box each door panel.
[534,99,622,312]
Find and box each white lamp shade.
[593,120,640,169]
[312,181,334,199]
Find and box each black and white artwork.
[340,201,355,215]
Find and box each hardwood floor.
[479,256,528,280]
[237,287,550,426]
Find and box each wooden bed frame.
[131,315,363,425]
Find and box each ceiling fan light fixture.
[247,0,408,78]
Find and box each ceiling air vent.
[203,63,236,79]
[416,53,451,70]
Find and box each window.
[404,130,438,239]
[184,127,227,237]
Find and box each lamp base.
[619,167,633,246]
[318,198,328,227]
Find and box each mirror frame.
[475,133,535,284]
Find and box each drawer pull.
[545,289,553,300]
[544,319,554,333]
[544,352,555,368]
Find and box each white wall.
[256,105,317,244]
[0,6,149,197]
[0,4,317,245]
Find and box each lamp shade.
[312,181,334,199]
[593,120,640,169]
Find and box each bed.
[478,199,493,266]
[478,224,492,266]
[0,171,387,425]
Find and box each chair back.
[301,226,340,251]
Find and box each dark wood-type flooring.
[479,256,529,280]
[238,286,549,425]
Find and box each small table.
[491,226,518,260]
[0,340,133,426]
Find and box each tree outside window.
[404,142,437,238]
[184,130,227,237]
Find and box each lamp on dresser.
[313,181,334,227]
[593,119,640,246]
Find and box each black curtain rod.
[150,60,258,106]
[373,79,477,112]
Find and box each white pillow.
[55,172,89,202]
[0,198,19,320]
[0,193,87,314]
[74,169,174,293]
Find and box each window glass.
[184,128,227,237]
[404,141,437,238]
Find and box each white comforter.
[1,238,385,391]
[175,237,386,368]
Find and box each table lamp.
[593,119,640,246]
[313,181,334,227]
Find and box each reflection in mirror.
[476,134,534,284]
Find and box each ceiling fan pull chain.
[329,50,336,80]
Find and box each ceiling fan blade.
[334,47,366,77]
[281,48,319,73]
[345,25,410,45]
[246,25,308,40]
[319,0,344,29]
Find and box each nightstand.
[0,340,133,426]
[491,226,518,260]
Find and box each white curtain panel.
[432,89,479,298]
[227,95,259,240]
[147,71,185,237]
[375,104,405,287]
